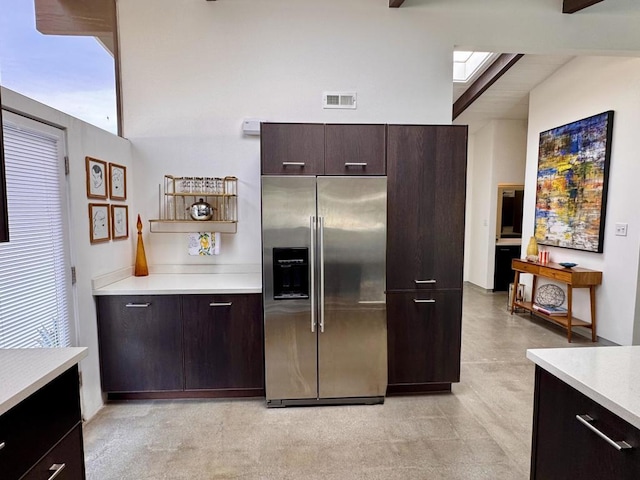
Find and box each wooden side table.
[510,259,602,342]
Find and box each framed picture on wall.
[86,157,108,199]
[111,204,129,240]
[534,111,614,253]
[109,162,127,201]
[89,203,110,244]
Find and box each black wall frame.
[0,88,9,242]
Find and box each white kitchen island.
[0,347,88,478]
[527,346,640,479]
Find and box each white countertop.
[92,273,263,295]
[527,346,640,429]
[0,347,88,416]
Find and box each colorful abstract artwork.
[534,111,614,253]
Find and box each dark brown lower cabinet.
[183,294,264,393]
[0,366,85,480]
[23,425,85,480]
[96,295,183,393]
[386,289,462,393]
[531,366,640,479]
[96,293,264,398]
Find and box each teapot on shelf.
[189,198,214,221]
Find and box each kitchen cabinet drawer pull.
[576,415,633,450]
[282,162,305,167]
[125,302,151,308]
[413,299,436,304]
[0,441,5,451]
[344,162,367,167]
[358,300,385,304]
[414,279,436,284]
[209,302,233,307]
[47,463,66,480]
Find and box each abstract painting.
[534,111,614,253]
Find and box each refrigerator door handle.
[310,216,316,333]
[319,216,325,333]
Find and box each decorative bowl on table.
[558,262,577,268]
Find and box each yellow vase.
[134,214,149,276]
[526,236,539,261]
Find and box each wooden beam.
[563,0,604,13]
[34,0,115,37]
[389,0,406,7]
[452,53,524,120]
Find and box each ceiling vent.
[323,92,357,109]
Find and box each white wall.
[2,87,133,419]
[523,57,640,345]
[117,0,640,270]
[465,120,527,289]
[118,0,455,267]
[466,122,494,288]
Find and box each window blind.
[0,120,71,348]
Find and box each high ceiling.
[452,55,575,134]
[33,0,623,137]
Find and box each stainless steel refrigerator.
[262,176,387,406]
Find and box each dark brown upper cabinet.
[325,124,386,175]
[0,89,9,243]
[261,123,386,176]
[261,123,325,175]
[386,125,468,291]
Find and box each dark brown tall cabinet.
[386,125,468,394]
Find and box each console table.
[510,259,602,342]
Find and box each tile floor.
[83,285,601,479]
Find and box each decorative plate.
[559,262,577,268]
[535,284,565,307]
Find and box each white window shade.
[0,117,71,348]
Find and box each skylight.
[453,51,494,83]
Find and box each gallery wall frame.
[86,157,108,199]
[111,204,129,240]
[89,203,111,244]
[109,162,127,200]
[534,110,614,253]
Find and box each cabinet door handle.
[358,300,385,304]
[0,441,5,451]
[48,463,66,480]
[576,415,633,450]
[310,216,316,333]
[413,299,436,304]
[344,162,367,167]
[415,279,436,284]
[319,217,325,333]
[209,302,233,307]
[125,303,151,308]
[282,162,305,167]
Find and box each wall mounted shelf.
[149,220,237,234]
[150,175,238,234]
